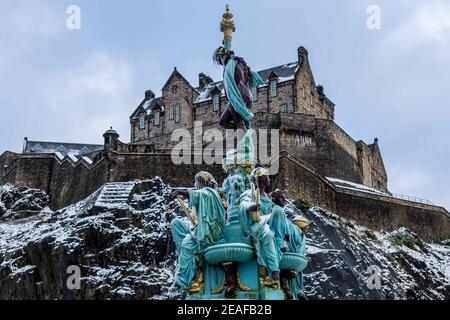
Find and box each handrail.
[391,193,434,205]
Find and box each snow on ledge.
[67,153,78,162]
[326,177,389,196]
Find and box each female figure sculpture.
[170,172,226,292]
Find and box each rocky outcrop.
[0,185,49,220]
[0,178,180,300]
[0,180,449,300]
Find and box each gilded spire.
[220,4,235,50]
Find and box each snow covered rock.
[300,205,450,299]
[0,185,49,220]
[0,177,182,300]
[0,178,449,300]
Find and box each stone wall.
[277,152,450,241]
[136,111,388,192]
[316,120,365,184]
[131,109,148,143]
[1,149,448,240]
[0,151,18,181]
[194,98,223,126]
[49,159,108,209]
[109,153,226,188]
[161,70,196,135]
[295,47,334,120]
[0,154,54,195]
[268,81,295,113]
[335,189,450,241]
[357,141,374,188]
[275,151,336,210]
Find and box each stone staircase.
[94,182,135,209]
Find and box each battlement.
[1,144,448,241]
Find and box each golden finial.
[256,168,269,177]
[199,171,209,181]
[220,4,235,49]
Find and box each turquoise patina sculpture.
[239,168,308,299]
[170,171,226,292]
[169,5,309,300]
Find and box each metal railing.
[391,193,434,205]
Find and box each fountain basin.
[204,243,255,265]
[279,253,308,272]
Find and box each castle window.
[139,116,145,129]
[169,106,174,120]
[310,95,314,106]
[154,112,160,126]
[252,86,258,102]
[302,88,306,99]
[213,95,220,111]
[270,80,277,97]
[172,85,178,93]
[175,105,181,123]
[280,104,288,113]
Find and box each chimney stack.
[23,137,28,153]
[298,46,308,63]
[198,73,214,90]
[145,90,155,100]
[317,85,325,101]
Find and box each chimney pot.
[198,73,214,90]
[298,46,308,63]
[145,90,155,100]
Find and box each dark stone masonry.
[1,46,449,241]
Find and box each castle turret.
[103,127,120,152]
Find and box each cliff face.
[0,179,449,300]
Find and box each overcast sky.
[0,0,449,209]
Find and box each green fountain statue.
[170,5,309,300]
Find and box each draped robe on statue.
[223,57,264,129]
[238,190,282,275]
[238,190,307,295]
[170,187,226,289]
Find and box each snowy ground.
[0,180,449,300]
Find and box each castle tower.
[103,127,120,152]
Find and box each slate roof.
[194,61,300,103]
[256,61,299,83]
[24,140,103,156]
[130,97,164,119]
[195,82,225,103]
[131,60,303,116]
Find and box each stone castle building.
[1,46,449,240]
[129,47,388,192]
